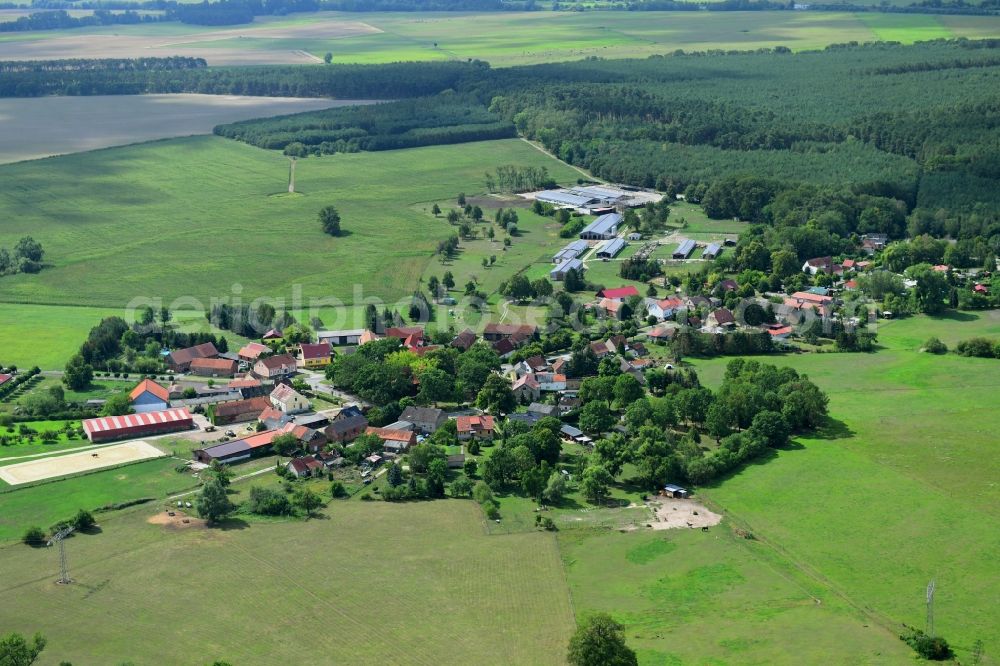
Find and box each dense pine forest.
[5,40,999,249]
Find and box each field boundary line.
[699,495,902,636]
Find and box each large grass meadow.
[4,11,999,66]
[0,501,575,665]
[685,312,1000,661]
[0,137,580,311]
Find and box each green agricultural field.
[0,453,200,539]
[559,528,912,665]
[0,304,119,369]
[0,303,253,370]
[5,11,1000,67]
[0,501,575,665]
[685,311,1000,662]
[0,137,580,311]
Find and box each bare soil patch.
[147,510,207,530]
[646,498,723,530]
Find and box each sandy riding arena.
[147,511,206,530]
[647,498,723,530]
[0,441,165,485]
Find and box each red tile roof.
[214,396,271,418]
[597,286,640,300]
[82,408,192,436]
[365,427,416,444]
[456,415,495,433]
[228,377,262,389]
[299,342,332,360]
[483,323,536,337]
[168,342,218,367]
[257,354,296,370]
[129,378,169,402]
[238,342,270,359]
[0,374,11,387]
[190,357,237,373]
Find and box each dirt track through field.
[0,440,164,485]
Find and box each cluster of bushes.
[954,337,1000,358]
[670,327,775,358]
[0,236,44,276]
[22,509,97,546]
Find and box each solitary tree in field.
[196,480,233,525]
[0,631,46,665]
[319,206,342,236]
[63,354,93,391]
[567,613,637,666]
[323,52,332,64]
[294,487,323,518]
[431,203,441,216]
[442,271,455,291]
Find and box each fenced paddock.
[0,441,165,485]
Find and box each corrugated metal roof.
[198,440,251,459]
[536,190,598,207]
[550,258,584,276]
[702,243,721,258]
[597,238,626,257]
[83,408,192,434]
[673,240,696,257]
[580,213,621,238]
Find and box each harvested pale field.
[0,94,369,164]
[0,14,380,65]
[0,440,164,485]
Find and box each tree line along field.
[1,11,999,67]
[0,136,580,310]
[683,312,1000,662]
[0,501,575,665]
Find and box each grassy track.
[684,311,1000,662]
[0,501,574,665]
[0,137,580,309]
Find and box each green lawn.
[560,527,911,665]
[0,304,119,369]
[0,137,580,311]
[0,500,575,665]
[0,454,200,539]
[683,311,1000,662]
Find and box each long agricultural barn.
[82,408,194,443]
[550,258,584,281]
[552,239,589,264]
[535,190,600,208]
[596,238,626,259]
[193,429,280,464]
[702,243,722,259]
[579,213,621,241]
[673,239,696,259]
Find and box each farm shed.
[672,240,696,259]
[702,243,722,259]
[82,408,193,443]
[552,239,589,264]
[317,329,365,346]
[663,484,689,498]
[579,213,621,240]
[596,238,626,259]
[550,258,584,281]
[129,379,169,413]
